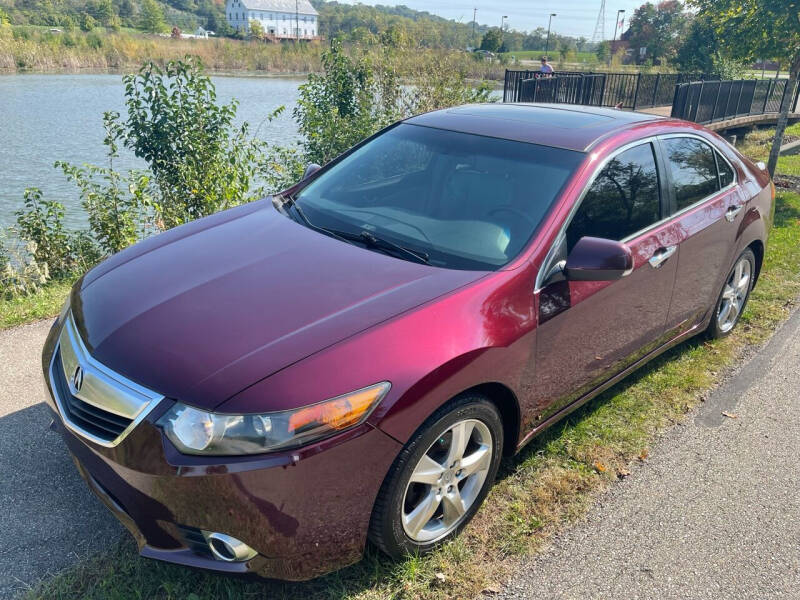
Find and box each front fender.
[222,263,539,449]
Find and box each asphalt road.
[1,309,798,599]
[499,307,800,600]
[0,320,121,599]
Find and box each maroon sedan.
[41,104,774,580]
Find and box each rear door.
[656,135,746,336]
[529,141,678,425]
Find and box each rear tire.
[707,248,755,339]
[368,395,503,558]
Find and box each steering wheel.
[487,207,537,229]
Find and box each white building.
[226,0,319,39]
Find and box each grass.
[21,182,800,596]
[0,280,71,330]
[737,123,800,177]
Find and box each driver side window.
[566,143,661,252]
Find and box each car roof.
[404,103,667,153]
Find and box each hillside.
[0,0,589,52]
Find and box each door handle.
[725,204,744,222]
[648,245,677,269]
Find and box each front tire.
[707,248,755,339]
[368,395,503,558]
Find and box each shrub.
[119,57,266,228]
[56,112,153,254]
[14,189,100,279]
[0,233,50,298]
[293,39,404,165]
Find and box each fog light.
[204,531,257,562]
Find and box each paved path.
[499,307,800,600]
[0,320,121,599]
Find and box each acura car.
[41,103,774,580]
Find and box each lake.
[0,74,303,230]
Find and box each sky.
[346,0,652,40]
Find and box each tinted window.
[566,143,661,251]
[663,137,720,210]
[717,152,735,188]
[296,124,583,270]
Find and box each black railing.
[503,70,587,102]
[519,74,604,106]
[671,79,800,124]
[503,70,706,109]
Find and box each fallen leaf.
[434,572,447,583]
[593,461,606,473]
[722,411,738,419]
[482,585,502,595]
[616,468,631,479]
[638,449,649,461]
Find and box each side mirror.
[303,163,322,180]
[564,236,633,281]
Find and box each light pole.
[500,15,507,51]
[544,13,556,57]
[472,8,477,49]
[612,9,625,42]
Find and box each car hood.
[73,200,485,410]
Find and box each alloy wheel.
[717,257,751,333]
[401,418,493,543]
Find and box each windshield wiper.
[276,195,430,265]
[352,230,430,265]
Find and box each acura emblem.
[72,365,84,392]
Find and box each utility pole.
[295,0,299,41]
[472,8,477,49]
[500,15,507,51]
[545,13,556,57]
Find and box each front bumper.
[41,323,402,581]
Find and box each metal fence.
[671,79,800,124]
[503,70,706,109]
[519,74,604,105]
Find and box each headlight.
[158,382,390,455]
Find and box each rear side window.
[716,153,735,188]
[566,143,661,251]
[663,137,719,210]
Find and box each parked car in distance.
[41,103,774,580]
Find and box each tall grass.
[0,25,509,79]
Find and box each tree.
[80,12,97,31]
[140,0,167,33]
[595,41,610,62]
[248,19,264,40]
[691,0,800,177]
[479,27,502,53]
[625,1,688,65]
[87,0,115,26]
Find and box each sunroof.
[446,104,614,129]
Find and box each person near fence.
[540,57,554,75]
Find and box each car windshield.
[294,123,584,270]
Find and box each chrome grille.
[49,313,164,446]
[52,352,132,439]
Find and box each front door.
[526,141,678,426]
